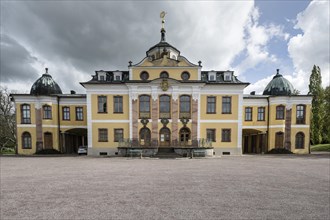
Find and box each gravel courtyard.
[1,155,329,220]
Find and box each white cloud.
[288,0,330,92]
[233,7,290,75]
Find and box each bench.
[127,149,143,158]
[192,149,206,157]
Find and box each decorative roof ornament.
[160,11,167,42]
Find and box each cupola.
[263,69,294,96]
[30,68,63,95]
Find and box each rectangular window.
[114,129,124,142]
[206,129,216,142]
[21,104,31,124]
[296,105,305,124]
[114,96,123,113]
[222,97,232,114]
[207,97,216,114]
[43,105,52,119]
[62,107,70,120]
[98,129,108,142]
[245,107,252,121]
[76,107,83,121]
[276,105,285,120]
[98,96,107,113]
[139,95,150,118]
[221,129,231,142]
[257,107,265,121]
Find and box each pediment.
[133,56,198,67]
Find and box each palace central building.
[11,15,312,156]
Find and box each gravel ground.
[1,155,329,220]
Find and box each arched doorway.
[159,127,171,147]
[44,132,53,149]
[179,127,190,146]
[61,128,87,153]
[275,132,284,148]
[139,127,151,146]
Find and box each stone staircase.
[155,148,181,159]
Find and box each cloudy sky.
[1,0,329,94]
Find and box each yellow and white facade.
[11,18,312,156]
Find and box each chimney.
[70,90,76,94]
[250,91,256,95]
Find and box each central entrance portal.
[139,127,151,146]
[159,127,171,147]
[179,127,190,146]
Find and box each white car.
[78,146,87,155]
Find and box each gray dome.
[30,68,62,95]
[263,69,294,96]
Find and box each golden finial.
[160,11,166,29]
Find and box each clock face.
[160,11,166,18]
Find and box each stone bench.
[127,149,143,158]
[192,149,206,157]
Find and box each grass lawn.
[311,144,330,152]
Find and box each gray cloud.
[1,1,254,93]
[0,34,39,83]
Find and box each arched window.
[43,105,52,119]
[180,95,191,118]
[21,104,31,124]
[139,127,151,146]
[139,95,150,118]
[159,95,171,118]
[22,132,32,149]
[160,71,169,78]
[295,132,305,149]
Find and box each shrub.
[266,148,293,154]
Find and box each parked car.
[78,146,87,155]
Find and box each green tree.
[0,87,16,151]
[322,86,330,143]
[308,65,324,144]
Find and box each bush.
[266,148,293,154]
[35,149,61,155]
[0,147,15,154]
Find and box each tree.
[322,86,330,143]
[292,89,300,95]
[0,87,16,151]
[308,65,324,144]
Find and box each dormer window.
[224,72,232,81]
[98,71,106,81]
[113,72,122,81]
[208,71,216,81]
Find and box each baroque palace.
[11,14,312,156]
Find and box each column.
[132,99,138,140]
[151,98,158,145]
[284,108,292,150]
[172,99,178,144]
[191,99,198,141]
[35,106,43,151]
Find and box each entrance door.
[44,132,53,149]
[159,127,170,147]
[179,127,190,146]
[251,135,257,153]
[243,136,249,153]
[139,127,151,146]
[275,132,284,148]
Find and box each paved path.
[1,155,329,219]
